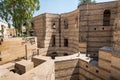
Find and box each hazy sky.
[34,0,115,17]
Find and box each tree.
[78,0,96,7]
[0,30,4,34]
[0,0,40,36]
[92,0,96,3]
[23,20,32,36]
[80,0,91,5]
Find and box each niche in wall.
[52,23,56,29]
[103,10,111,26]
[64,20,68,29]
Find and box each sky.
[33,0,115,17]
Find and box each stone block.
[15,60,34,74]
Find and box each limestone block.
[55,68,79,78]
[99,50,112,61]
[15,60,34,74]
[55,60,78,70]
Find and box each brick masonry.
[0,1,120,80]
[33,1,119,57]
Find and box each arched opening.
[64,20,68,29]
[52,35,56,47]
[103,10,111,26]
[52,23,56,29]
[75,17,78,28]
[64,53,68,56]
[64,38,68,47]
[51,52,58,59]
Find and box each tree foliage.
[0,30,4,33]
[0,0,40,34]
[78,0,96,7]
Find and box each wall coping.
[54,53,90,62]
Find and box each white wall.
[0,21,8,37]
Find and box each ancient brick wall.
[111,2,120,80]
[98,47,120,80]
[59,9,81,55]
[44,14,60,55]
[113,1,120,52]
[79,1,117,55]
[55,57,106,80]
[33,10,85,56]
[0,37,37,64]
[33,1,119,57]
[55,59,79,80]
[33,14,46,48]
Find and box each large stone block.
[15,60,34,74]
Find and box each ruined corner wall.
[110,1,120,80]
[112,19,120,79]
[55,50,120,80]
[55,58,106,80]
[55,59,79,80]
[113,1,120,52]
[98,47,120,80]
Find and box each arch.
[52,35,56,47]
[50,52,58,59]
[64,20,68,29]
[52,23,56,29]
[52,52,57,55]
[75,17,78,28]
[103,10,111,26]
[64,38,68,47]
[63,53,68,56]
